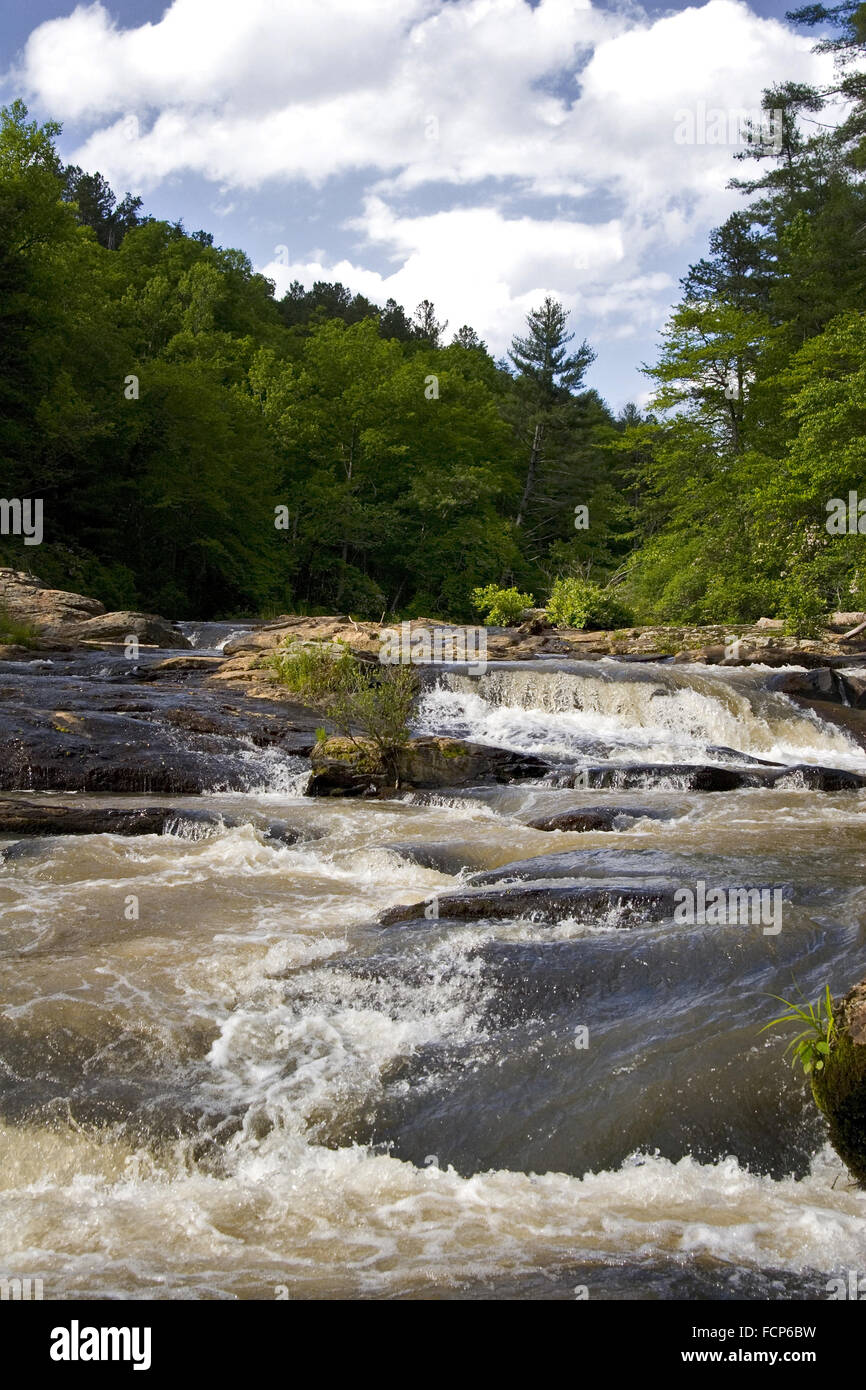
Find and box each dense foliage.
[0,101,625,620]
[618,2,866,624]
[1,4,863,625]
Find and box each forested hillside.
[0,2,863,626]
[0,100,628,621]
[620,0,866,629]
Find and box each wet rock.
[384,840,495,874]
[769,667,866,707]
[0,800,319,846]
[305,735,547,796]
[379,881,676,927]
[811,978,866,1185]
[554,763,765,791]
[766,764,866,791]
[526,805,663,832]
[550,761,865,792]
[0,672,318,792]
[705,746,786,768]
[0,801,227,837]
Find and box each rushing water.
[1,656,865,1299]
[176,621,255,653]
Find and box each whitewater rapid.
[1,659,865,1298]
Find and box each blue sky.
[0,0,833,409]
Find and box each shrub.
[0,605,38,648]
[264,639,357,700]
[546,577,633,630]
[470,584,534,626]
[327,663,419,779]
[779,580,827,640]
[267,639,419,778]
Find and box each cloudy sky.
[0,0,834,407]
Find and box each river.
[1,640,865,1299]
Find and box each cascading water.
[177,621,255,652]
[415,661,866,768]
[1,655,865,1299]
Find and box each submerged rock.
[379,881,676,927]
[812,979,866,1185]
[384,840,495,874]
[526,805,663,832]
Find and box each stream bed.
[1,651,865,1299]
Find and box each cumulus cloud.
[260,196,637,345]
[8,0,837,367]
[15,0,826,205]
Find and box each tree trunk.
[515,423,544,528]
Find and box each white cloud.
[9,0,839,372]
[259,198,674,352]
[15,0,828,207]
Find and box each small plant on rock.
[760,983,836,1078]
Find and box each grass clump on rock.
[0,603,38,648]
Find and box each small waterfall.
[176,621,254,651]
[415,661,866,767]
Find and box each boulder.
[0,567,104,629]
[828,611,866,634]
[811,978,866,1185]
[305,735,547,796]
[61,611,190,649]
[0,569,190,649]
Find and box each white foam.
[415,667,866,768]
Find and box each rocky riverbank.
[3,569,866,793]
